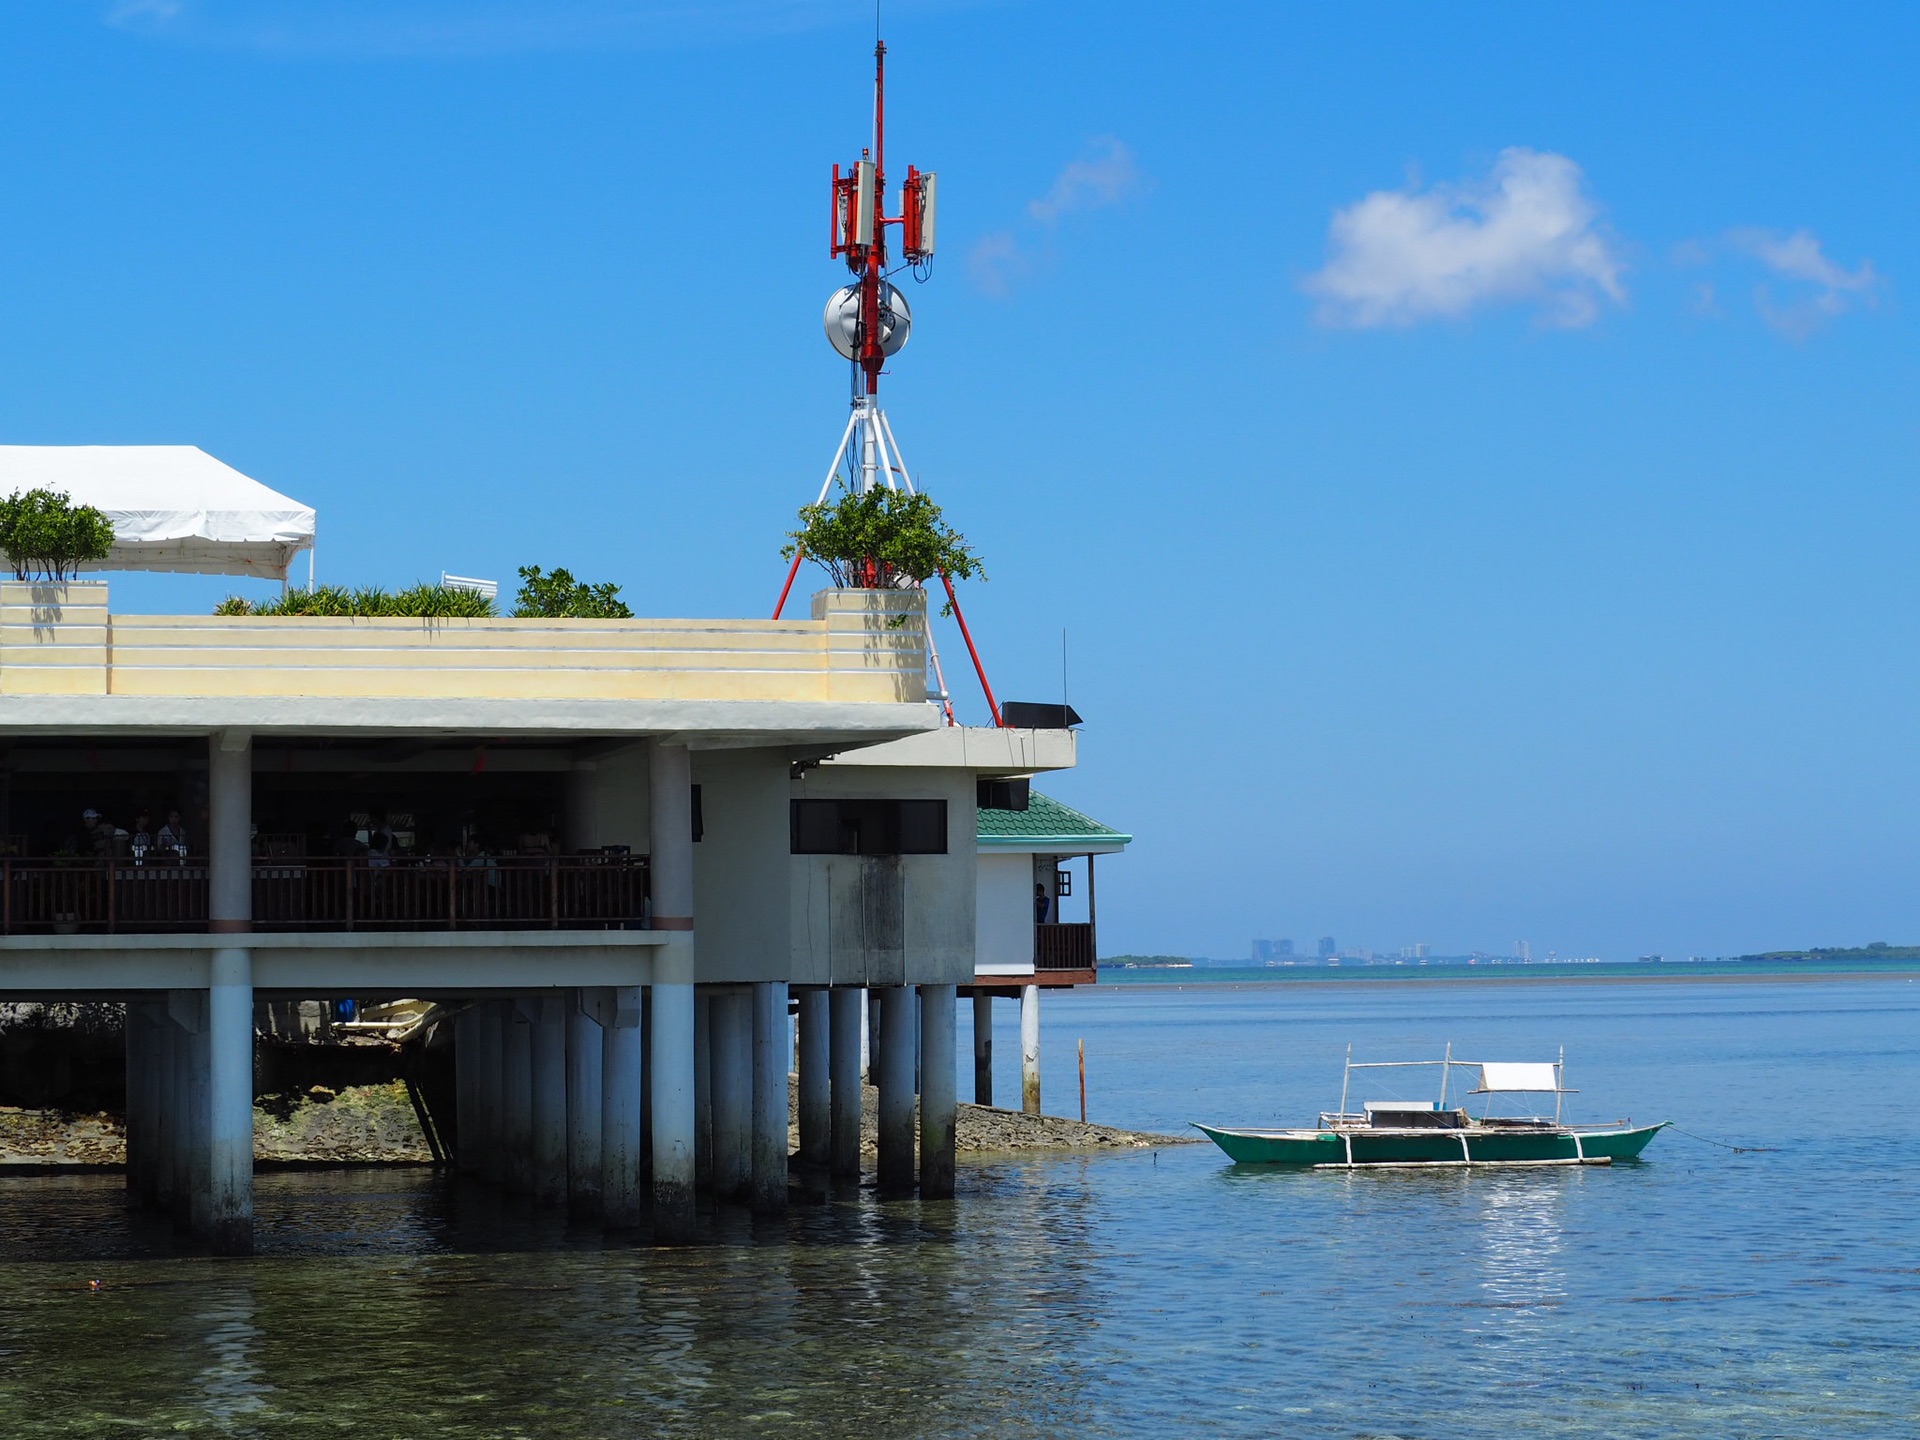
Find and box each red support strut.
[940,570,1003,727]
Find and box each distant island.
[1733,943,1920,963]
[1101,944,1920,970]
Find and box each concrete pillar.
[208,732,252,933]
[751,981,789,1213]
[122,1002,147,1200]
[187,1008,212,1238]
[601,985,645,1227]
[866,988,884,1086]
[453,1007,475,1174]
[1020,983,1042,1116]
[567,992,604,1220]
[694,989,713,1191]
[828,987,863,1180]
[206,947,255,1254]
[648,740,698,1243]
[709,990,751,1203]
[503,1004,533,1195]
[795,988,830,1170]
[640,988,653,1183]
[972,992,994,1106]
[169,997,193,1228]
[649,976,696,1242]
[153,1005,175,1212]
[480,1002,507,1185]
[919,985,957,1198]
[530,996,568,1207]
[875,986,916,1194]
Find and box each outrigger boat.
[1194,1046,1667,1169]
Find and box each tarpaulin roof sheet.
[0,446,315,580]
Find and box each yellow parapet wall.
[0,582,926,705]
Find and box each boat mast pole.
[1439,1041,1451,1109]
[1337,1043,1352,1123]
[1555,1046,1565,1125]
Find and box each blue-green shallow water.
[0,976,1915,1437]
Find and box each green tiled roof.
[977,791,1131,848]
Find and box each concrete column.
[795,988,830,1170]
[866,988,884,1086]
[208,732,252,935]
[972,992,994,1106]
[919,985,957,1199]
[480,1002,507,1185]
[602,985,645,1227]
[122,1002,147,1200]
[503,1004,533,1194]
[648,741,695,930]
[169,997,193,1228]
[751,981,789,1213]
[452,1007,475,1174]
[709,990,751,1203]
[153,1005,176,1212]
[694,990,713,1191]
[649,975,696,1242]
[567,992,604,1220]
[828,987,863,1180]
[875,986,916,1194]
[530,995,569,1207]
[639,988,653,1183]
[1020,983,1042,1116]
[187,1008,212,1238]
[206,947,255,1254]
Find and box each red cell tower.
[772,39,1002,728]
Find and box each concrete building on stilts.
[0,35,1129,1252]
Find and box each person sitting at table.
[81,809,117,859]
[157,810,190,855]
[364,824,394,869]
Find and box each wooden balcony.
[0,855,649,934]
[1035,922,1096,972]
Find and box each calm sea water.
[1,973,1916,1437]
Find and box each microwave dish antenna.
[824,281,910,361]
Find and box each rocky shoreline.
[0,1080,1192,1168]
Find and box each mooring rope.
[1667,1124,1778,1154]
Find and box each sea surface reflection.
[0,976,1914,1436]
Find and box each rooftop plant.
[215,584,497,618]
[0,488,116,581]
[512,565,632,619]
[783,487,983,614]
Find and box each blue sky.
[1,2,1915,960]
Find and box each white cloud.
[1027,138,1141,226]
[1727,227,1881,339]
[967,231,1027,299]
[969,138,1143,296]
[1304,148,1626,329]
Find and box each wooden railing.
[0,856,650,935]
[1035,922,1096,971]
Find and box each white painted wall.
[691,749,792,982]
[976,852,1035,975]
[788,763,976,987]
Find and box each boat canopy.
[0,446,316,581]
[1474,1062,1561,1093]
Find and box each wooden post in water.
[1078,1038,1086,1124]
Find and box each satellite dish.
[824,281,911,361]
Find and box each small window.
[791,798,948,856]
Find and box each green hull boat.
[1193,1119,1668,1168]
[1196,1046,1668,1169]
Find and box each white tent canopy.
[0,446,316,581]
